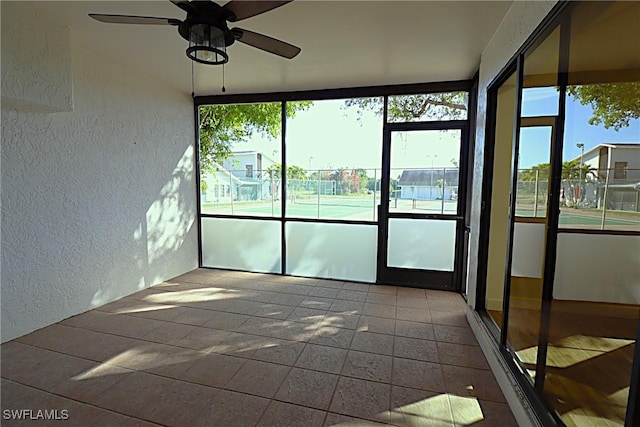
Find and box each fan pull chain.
[191,59,195,98]
[221,63,226,93]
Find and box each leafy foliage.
[343,92,468,121]
[567,82,640,130]
[198,101,312,173]
[519,160,591,181]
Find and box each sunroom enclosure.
[195,83,473,291]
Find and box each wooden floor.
[1,268,516,426]
[490,301,638,426]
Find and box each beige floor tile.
[94,371,175,418]
[341,282,370,292]
[368,285,397,295]
[396,307,431,323]
[365,293,397,306]
[441,365,506,403]
[226,360,291,398]
[249,338,306,365]
[329,377,390,423]
[2,269,517,427]
[308,287,341,299]
[142,322,196,345]
[192,390,270,427]
[295,344,348,374]
[288,307,328,324]
[275,367,339,410]
[394,336,439,363]
[269,293,307,306]
[437,342,490,370]
[328,300,365,313]
[395,320,436,341]
[322,313,361,330]
[434,325,479,346]
[254,303,296,320]
[324,412,386,426]
[449,397,517,426]
[362,303,397,319]
[52,362,133,403]
[203,311,249,330]
[311,326,355,349]
[299,296,335,310]
[137,380,219,426]
[171,307,218,326]
[179,353,246,388]
[258,401,326,427]
[429,310,469,328]
[350,331,394,356]
[337,290,368,302]
[390,386,454,426]
[342,351,392,383]
[396,296,429,309]
[392,358,445,392]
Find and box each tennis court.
[204,197,640,231]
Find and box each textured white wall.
[1,4,197,342]
[466,0,558,308]
[1,3,73,112]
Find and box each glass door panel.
[379,128,465,290]
[507,120,554,382]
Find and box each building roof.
[571,142,640,162]
[398,169,459,186]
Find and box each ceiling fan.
[89,1,300,65]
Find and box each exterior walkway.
[1,269,516,426]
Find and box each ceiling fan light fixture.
[186,23,228,65]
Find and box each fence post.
[229,173,234,215]
[317,171,321,219]
[441,167,446,214]
[534,169,539,216]
[601,168,611,230]
[372,169,377,220]
[271,170,275,216]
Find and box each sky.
[519,87,640,168]
[230,90,640,172]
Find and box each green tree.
[343,92,467,121]
[519,160,591,181]
[198,102,312,174]
[567,82,640,131]
[354,168,369,193]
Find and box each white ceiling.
[36,1,513,96]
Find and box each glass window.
[484,72,517,330]
[387,92,468,122]
[543,3,640,425]
[559,2,640,232]
[285,222,377,282]
[390,130,461,215]
[198,102,283,217]
[284,98,383,221]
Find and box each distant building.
[569,142,640,211]
[201,151,278,203]
[397,169,459,201]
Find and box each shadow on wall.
[91,145,197,308]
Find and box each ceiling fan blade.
[169,0,198,14]
[89,14,181,26]
[223,1,292,22]
[232,28,300,59]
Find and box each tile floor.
[1,269,516,426]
